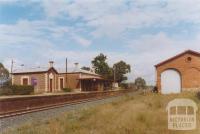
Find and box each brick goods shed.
[155,50,200,94]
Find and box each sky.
[0,0,200,85]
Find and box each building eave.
[155,50,200,68]
[12,71,47,75]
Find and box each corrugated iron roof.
[12,67,49,74]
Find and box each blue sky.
[1,0,200,84]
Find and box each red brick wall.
[156,53,200,92]
[12,73,46,93]
[66,73,80,89]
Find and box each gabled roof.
[48,67,58,74]
[155,50,200,67]
[12,67,58,74]
[12,67,48,74]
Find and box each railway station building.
[11,61,112,93]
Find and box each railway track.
[0,90,133,119]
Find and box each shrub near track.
[0,85,34,95]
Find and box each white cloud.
[40,0,200,37]
[42,0,69,18]
[0,19,91,47]
[71,34,92,47]
[0,20,61,45]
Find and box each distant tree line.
[119,77,147,90]
[134,77,146,90]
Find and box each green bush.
[62,88,72,92]
[120,83,129,89]
[0,87,13,95]
[0,85,34,95]
[10,85,34,95]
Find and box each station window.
[22,78,28,85]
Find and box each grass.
[3,91,200,134]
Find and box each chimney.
[91,66,96,73]
[74,62,79,72]
[49,61,54,68]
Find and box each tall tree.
[113,61,131,83]
[134,77,146,90]
[92,53,112,79]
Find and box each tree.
[0,63,9,79]
[92,53,112,79]
[113,61,131,83]
[134,77,146,90]
[81,66,91,71]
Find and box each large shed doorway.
[161,69,181,94]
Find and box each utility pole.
[66,58,68,73]
[113,65,116,83]
[10,59,14,85]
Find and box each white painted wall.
[161,69,181,94]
